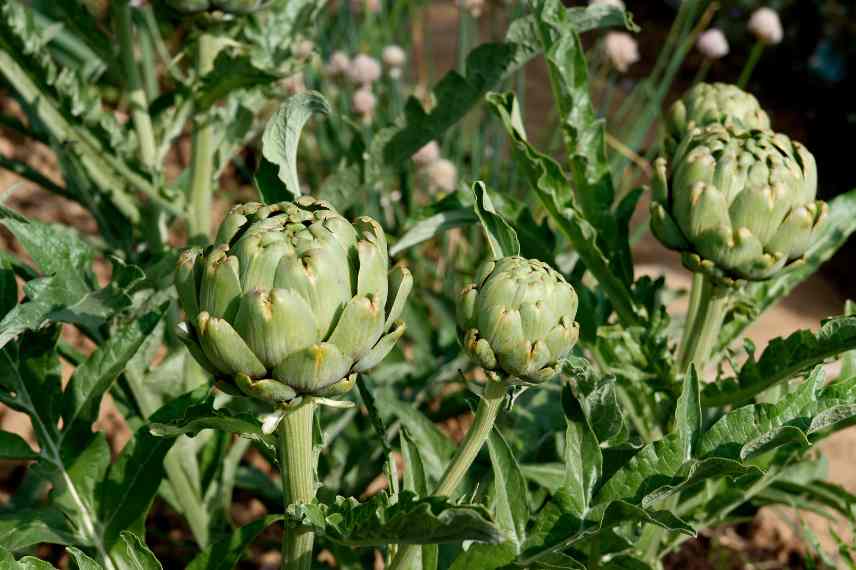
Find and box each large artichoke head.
[663,83,770,157]
[457,257,579,384]
[175,197,411,403]
[651,125,827,285]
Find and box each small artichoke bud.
[663,82,770,157]
[457,257,579,384]
[650,125,826,285]
[175,197,410,403]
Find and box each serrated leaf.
[62,308,164,437]
[99,426,177,549]
[66,547,103,570]
[704,316,856,407]
[487,427,528,551]
[0,430,38,460]
[471,182,520,259]
[561,384,601,517]
[0,508,78,550]
[486,91,641,327]
[186,515,283,570]
[259,91,331,201]
[113,531,162,570]
[194,53,280,112]
[286,491,502,546]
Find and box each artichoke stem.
[388,380,507,570]
[187,33,220,240]
[676,272,705,366]
[278,400,317,570]
[677,273,729,375]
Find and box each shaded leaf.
[487,427,528,551]
[0,508,78,550]
[187,515,283,570]
[471,182,520,259]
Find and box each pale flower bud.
[382,45,407,68]
[282,72,305,95]
[603,32,639,73]
[412,141,440,166]
[425,158,457,192]
[351,0,381,13]
[696,29,729,59]
[588,0,624,8]
[748,7,783,45]
[457,0,485,18]
[352,87,377,117]
[326,51,351,77]
[348,54,382,85]
[294,39,314,60]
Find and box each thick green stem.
[737,41,765,89]
[677,272,704,366]
[187,33,220,240]
[279,400,317,570]
[388,381,506,570]
[677,274,729,375]
[115,3,157,169]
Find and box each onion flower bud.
[748,7,783,45]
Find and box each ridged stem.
[677,272,704,365]
[677,273,729,375]
[114,3,157,170]
[388,381,506,570]
[187,33,220,240]
[279,400,317,570]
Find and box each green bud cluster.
[175,197,411,403]
[457,257,579,384]
[663,82,770,157]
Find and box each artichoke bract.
[175,197,411,403]
[663,83,770,157]
[457,257,579,384]
[651,125,827,285]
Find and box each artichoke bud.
[174,198,409,405]
[663,82,770,157]
[456,256,579,385]
[651,124,825,285]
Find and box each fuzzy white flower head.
[382,45,407,68]
[412,141,440,166]
[748,7,783,45]
[458,0,485,18]
[326,51,351,77]
[352,87,377,117]
[604,32,639,73]
[588,0,624,8]
[696,28,729,59]
[426,158,457,192]
[294,39,314,60]
[348,54,382,85]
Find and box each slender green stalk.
[114,3,157,170]
[187,33,220,240]
[279,400,318,570]
[388,381,507,570]
[677,272,705,365]
[691,59,712,86]
[737,41,765,89]
[677,274,729,374]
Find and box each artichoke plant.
[175,197,411,403]
[663,82,770,156]
[457,256,580,384]
[651,125,827,285]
